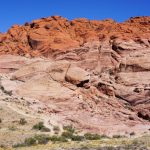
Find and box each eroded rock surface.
[0,16,150,136]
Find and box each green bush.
[84,133,101,140]
[33,122,44,130]
[13,134,68,148]
[71,135,84,141]
[13,135,50,147]
[61,131,84,141]
[32,122,50,132]
[50,135,67,142]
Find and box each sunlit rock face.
[0,16,150,135]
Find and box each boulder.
[49,60,70,82]
[65,65,90,85]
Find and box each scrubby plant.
[50,135,67,142]
[34,135,49,144]
[84,133,101,140]
[13,135,50,148]
[19,118,27,125]
[33,122,44,130]
[32,122,50,132]
[24,137,36,146]
[0,84,12,96]
[61,131,73,139]
[4,90,12,96]
[112,135,125,138]
[71,135,84,141]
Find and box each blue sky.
[0,0,150,32]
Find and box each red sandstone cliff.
[0,16,150,135]
[0,16,150,57]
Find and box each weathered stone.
[66,65,90,85]
[0,16,150,135]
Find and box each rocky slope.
[0,16,150,136]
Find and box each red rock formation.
[0,16,150,135]
[0,16,150,57]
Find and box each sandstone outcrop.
[0,16,150,135]
[0,16,150,57]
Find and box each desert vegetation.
[32,122,51,132]
[12,134,150,150]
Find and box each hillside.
[0,16,150,148]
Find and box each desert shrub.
[19,118,27,125]
[4,90,12,96]
[84,133,101,140]
[57,136,67,142]
[13,134,68,148]
[61,131,73,139]
[13,135,50,147]
[0,118,2,123]
[41,126,51,132]
[13,143,25,148]
[63,125,75,133]
[50,135,67,142]
[33,122,44,130]
[112,135,124,138]
[32,122,50,132]
[71,135,84,141]
[24,137,36,146]
[130,131,135,136]
[0,85,12,96]
[34,135,49,144]
[61,131,83,141]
